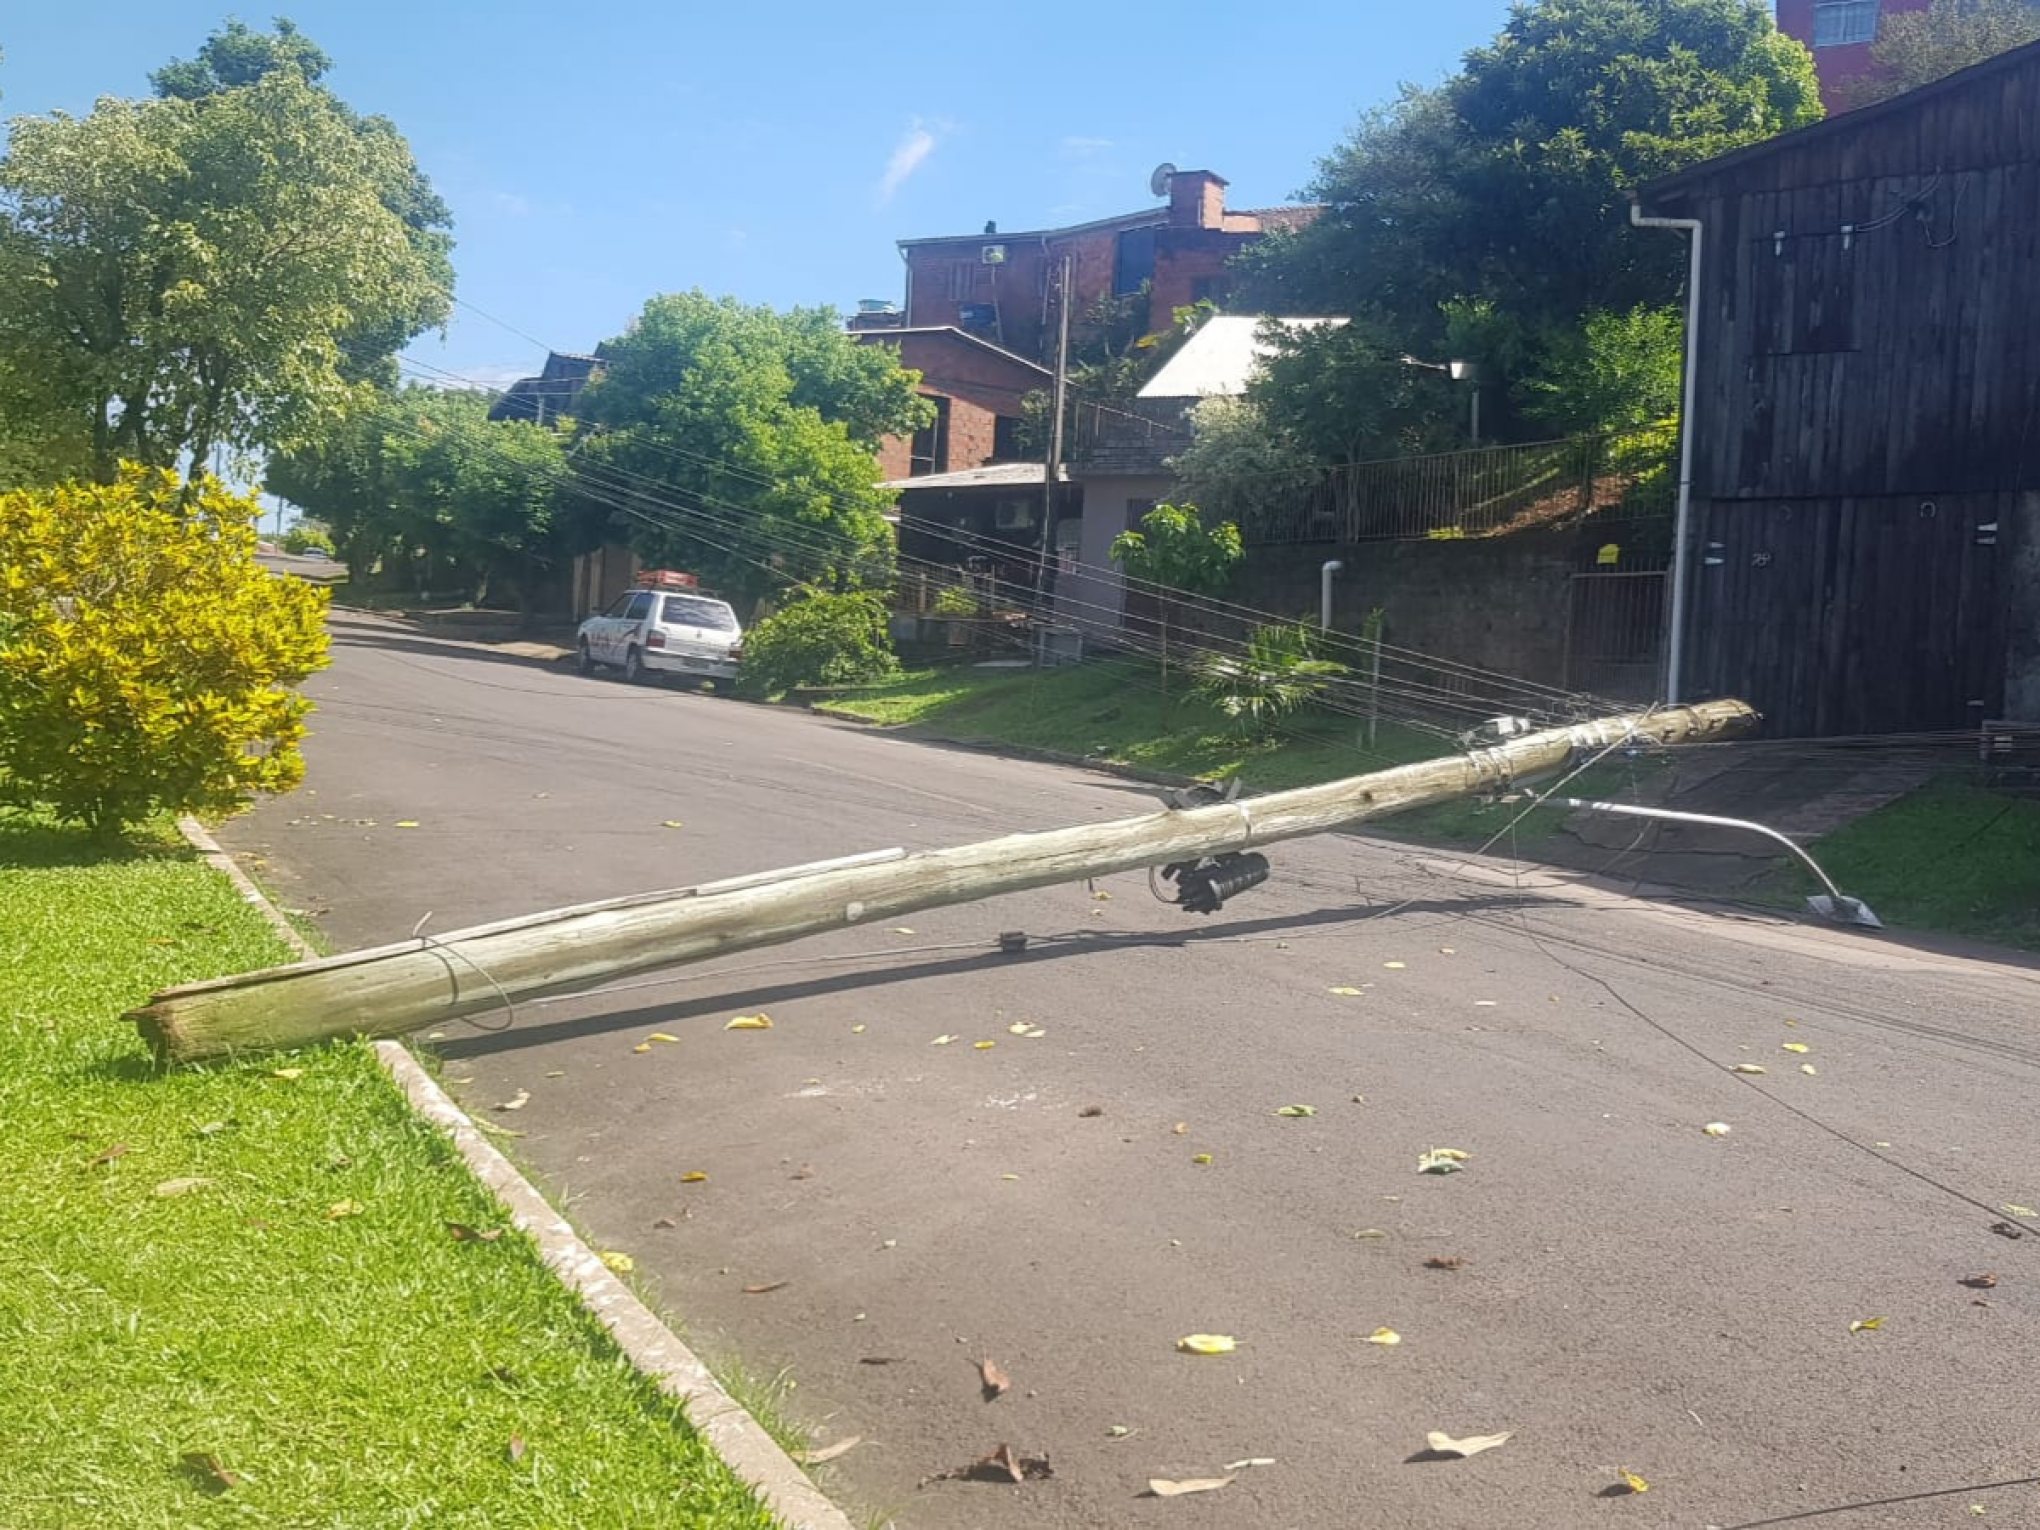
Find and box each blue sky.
[3,0,1518,393]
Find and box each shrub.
[1192,621,1347,735]
[738,590,899,698]
[279,523,335,556]
[0,468,330,834]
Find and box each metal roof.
[1137,315,1347,400]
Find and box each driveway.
[217,611,2040,1529]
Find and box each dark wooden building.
[1637,40,2040,736]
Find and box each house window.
[992,416,1026,462]
[1812,0,1879,46]
[908,396,951,476]
[1114,227,1156,295]
[948,263,977,299]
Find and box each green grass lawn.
[816,657,1442,793]
[1775,776,2040,950]
[0,807,778,1529]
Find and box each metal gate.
[1564,567,1667,702]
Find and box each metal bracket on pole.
[1559,798,1882,929]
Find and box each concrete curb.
[375,1043,854,1530]
[170,817,853,1530]
[176,816,318,960]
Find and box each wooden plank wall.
[1685,493,2008,736]
[1651,48,2040,734]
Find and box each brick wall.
[859,329,1045,476]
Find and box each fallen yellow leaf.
[1149,1476,1233,1497]
[395,820,420,829]
[1782,1042,1811,1054]
[1801,1064,1818,1075]
[1364,1327,1402,1346]
[1329,986,1363,996]
[1850,1316,1884,1332]
[851,1024,866,1034]
[1702,1122,1732,1137]
[1383,961,1407,970]
[891,926,914,935]
[1177,1333,1236,1355]
[1731,1064,1767,1075]
[599,1251,635,1274]
[2001,1204,2038,1219]
[661,820,684,829]
[647,1032,679,1044]
[930,1034,957,1046]
[632,1043,653,1053]
[680,1171,708,1184]
[724,1014,773,1030]
[974,1040,996,1050]
[1619,1470,1650,1495]
[1009,1021,1032,1034]
[1024,1026,1045,1037]
[1092,890,1112,901]
[1191,1152,1214,1164]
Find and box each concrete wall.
[1061,472,1175,633]
[1209,533,1585,692]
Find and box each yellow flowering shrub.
[0,467,329,833]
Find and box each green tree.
[267,386,568,607]
[1520,303,1685,436]
[0,467,329,834]
[1237,0,1820,455]
[1109,502,1243,709]
[1849,0,2040,105]
[1167,396,1325,539]
[0,28,451,480]
[568,292,931,605]
[737,591,900,698]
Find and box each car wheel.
[622,646,645,684]
[576,639,596,676]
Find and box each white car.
[576,587,744,686]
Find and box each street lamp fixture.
[1398,355,1482,444]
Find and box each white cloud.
[491,191,533,217]
[1059,135,1113,159]
[442,363,533,393]
[878,119,941,203]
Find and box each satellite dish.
[1149,162,1176,198]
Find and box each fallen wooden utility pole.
[133,700,1757,1063]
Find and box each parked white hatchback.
[576,577,743,686]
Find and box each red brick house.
[853,169,1317,479]
[1775,0,1931,110]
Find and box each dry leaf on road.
[1850,1316,1884,1332]
[1329,986,1363,996]
[496,1090,530,1111]
[2002,1204,2038,1219]
[1273,1104,1317,1117]
[1731,1064,1767,1075]
[978,1357,1011,1400]
[1617,1470,1650,1494]
[1149,1476,1235,1497]
[743,1280,789,1294]
[679,1171,708,1184]
[795,1435,861,1465]
[1961,1273,1999,1289]
[923,1443,1054,1486]
[1782,1042,1811,1054]
[1425,1430,1511,1459]
[1424,1255,1465,1270]
[725,1014,773,1030]
[600,1251,635,1274]
[1177,1334,1236,1355]
[1223,1457,1277,1470]
[1364,1327,1402,1345]
[1702,1122,1732,1137]
[931,1034,957,1046]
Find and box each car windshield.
[661,595,738,630]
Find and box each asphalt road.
[218,611,2040,1530]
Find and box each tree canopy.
[0,21,451,482]
[566,292,932,604]
[1849,0,2040,106]
[1234,0,1821,458]
[267,385,567,608]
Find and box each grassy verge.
[816,657,1441,792]
[1769,776,2040,949]
[0,806,778,1529]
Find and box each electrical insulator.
[1161,852,1272,915]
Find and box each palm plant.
[1192,621,1347,734]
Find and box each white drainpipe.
[1628,202,1704,706]
[1320,559,1344,634]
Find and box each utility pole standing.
[1035,253,1074,606]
